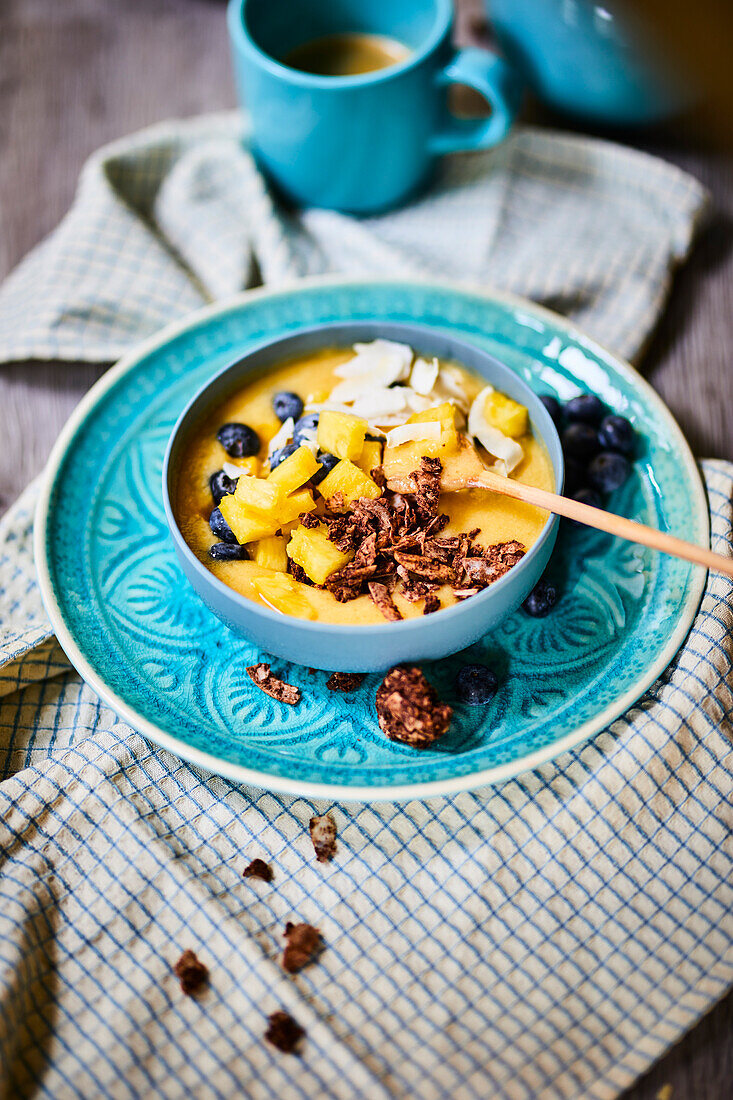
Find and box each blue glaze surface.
[37,280,707,797]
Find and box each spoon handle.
[475,471,733,580]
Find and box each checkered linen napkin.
[0,112,710,365]
[0,466,731,1099]
[0,113,731,1100]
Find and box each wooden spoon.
[383,435,733,579]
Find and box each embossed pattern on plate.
[36,279,707,798]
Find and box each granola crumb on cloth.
[309,814,337,862]
[326,672,365,692]
[282,922,322,973]
[246,663,301,705]
[243,858,273,882]
[265,1010,305,1054]
[173,949,209,995]
[375,665,452,748]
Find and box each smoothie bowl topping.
[172,338,556,625]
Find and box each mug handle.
[429,48,522,156]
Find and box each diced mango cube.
[407,401,457,429]
[422,429,458,457]
[358,439,383,476]
[390,432,456,460]
[234,476,283,515]
[218,495,279,544]
[252,574,316,620]
[287,523,354,586]
[483,391,528,438]
[251,535,289,573]
[317,410,368,461]
[275,488,316,525]
[406,401,459,454]
[317,459,382,509]
[267,445,320,493]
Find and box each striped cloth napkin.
[1,114,731,1100]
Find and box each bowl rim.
[161,319,564,642]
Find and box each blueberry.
[272,391,304,423]
[563,457,586,496]
[567,487,602,527]
[217,422,260,458]
[565,394,606,424]
[209,469,237,505]
[539,394,562,426]
[522,578,558,617]
[562,423,599,460]
[269,442,298,470]
[312,452,339,485]
[598,414,635,456]
[209,506,238,544]
[293,413,320,444]
[456,664,499,706]
[587,451,631,493]
[209,542,249,561]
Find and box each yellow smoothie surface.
[173,342,555,624]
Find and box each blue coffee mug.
[227,0,522,213]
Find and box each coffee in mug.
[285,32,411,77]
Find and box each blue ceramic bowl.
[162,322,563,672]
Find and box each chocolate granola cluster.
[245,663,301,705]
[375,665,453,748]
[295,457,525,620]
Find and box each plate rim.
[33,275,709,801]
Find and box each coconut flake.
[223,462,246,480]
[267,416,294,457]
[434,368,469,412]
[468,386,523,473]
[304,400,354,416]
[410,356,439,395]
[298,429,319,456]
[367,417,403,432]
[385,422,441,448]
[349,386,411,421]
[328,375,378,404]
[353,338,413,371]
[334,339,413,386]
[329,378,434,417]
[404,390,434,414]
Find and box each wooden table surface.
[0,1,730,1095]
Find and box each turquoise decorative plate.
[35,279,707,800]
